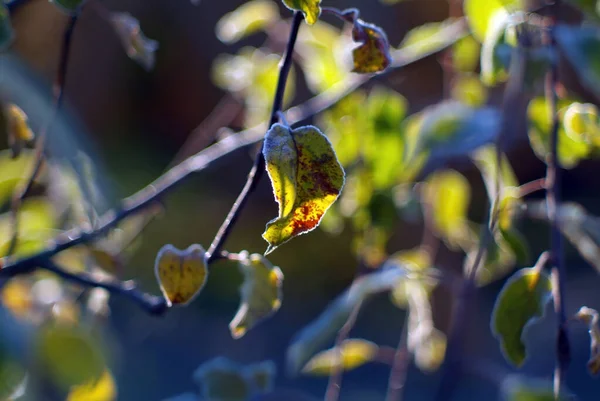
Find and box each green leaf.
[216,0,279,44]
[154,244,208,307]
[49,0,87,14]
[527,97,591,169]
[36,324,106,389]
[500,227,530,265]
[573,306,600,376]
[423,170,472,250]
[282,0,321,25]
[351,19,392,74]
[491,267,553,367]
[463,0,523,42]
[286,268,408,375]
[452,35,481,73]
[5,104,34,159]
[0,150,38,206]
[193,358,275,401]
[563,102,600,146]
[262,124,345,254]
[110,12,159,71]
[229,252,283,339]
[301,339,378,375]
[0,4,13,51]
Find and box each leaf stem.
[205,11,303,264]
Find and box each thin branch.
[37,259,168,315]
[385,313,411,401]
[7,11,82,256]
[0,18,467,294]
[205,11,303,264]
[543,2,570,397]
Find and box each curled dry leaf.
[573,306,600,376]
[110,12,159,71]
[262,124,344,254]
[351,20,391,73]
[154,244,208,307]
[229,251,283,339]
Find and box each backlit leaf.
[5,104,33,158]
[573,306,600,376]
[67,369,117,401]
[351,20,391,74]
[463,0,523,42]
[229,252,283,339]
[0,150,37,206]
[301,339,378,375]
[453,35,481,73]
[287,268,408,375]
[451,74,487,107]
[282,0,321,25]
[36,324,105,389]
[491,267,553,367]
[110,12,159,71]
[154,244,208,307]
[262,124,344,254]
[216,0,279,44]
[563,102,600,146]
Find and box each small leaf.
[351,20,392,74]
[573,306,600,376]
[262,124,345,253]
[216,0,279,44]
[5,104,33,158]
[463,0,523,42]
[301,339,378,375]
[491,267,553,367]
[36,324,106,389]
[154,244,208,307]
[282,0,321,25]
[67,369,117,401]
[287,267,408,375]
[110,12,159,71]
[229,252,283,339]
[563,102,600,146]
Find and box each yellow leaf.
[5,104,34,158]
[1,278,32,319]
[262,124,345,253]
[574,306,600,376]
[216,0,280,44]
[230,252,283,339]
[282,0,321,25]
[301,339,378,376]
[154,244,208,307]
[67,369,117,401]
[351,20,392,74]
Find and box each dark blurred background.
[7,0,600,399]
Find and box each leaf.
[49,0,87,13]
[463,0,523,42]
[423,169,472,250]
[387,248,435,308]
[527,97,591,169]
[480,11,511,86]
[229,252,283,339]
[110,12,159,71]
[286,267,408,375]
[563,102,600,146]
[351,20,392,74]
[281,0,321,25]
[216,0,279,44]
[5,103,33,158]
[0,4,13,51]
[262,124,345,253]
[154,244,208,307]
[453,35,481,73]
[573,306,600,376]
[36,324,106,389]
[491,267,553,367]
[193,358,275,401]
[301,339,378,375]
[67,369,117,401]
[400,19,459,57]
[0,150,38,206]
[451,73,488,107]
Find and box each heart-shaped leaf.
[229,252,283,339]
[154,244,208,307]
[262,124,344,254]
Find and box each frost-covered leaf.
[67,369,117,401]
[262,124,344,254]
[351,20,391,74]
[282,0,321,25]
[463,0,523,42]
[230,252,283,339]
[287,268,407,375]
[36,325,106,389]
[301,339,378,375]
[193,358,275,401]
[491,267,553,367]
[154,244,207,307]
[110,12,159,71]
[216,0,279,44]
[573,306,600,376]
[527,97,592,169]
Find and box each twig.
[517,178,547,198]
[385,313,411,401]
[543,2,570,397]
[38,259,168,315]
[0,18,467,298]
[7,11,81,256]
